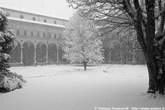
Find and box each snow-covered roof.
[8,16,65,29]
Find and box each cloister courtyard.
[0,64,164,110]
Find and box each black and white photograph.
[0,0,165,110]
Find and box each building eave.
[8,17,66,29]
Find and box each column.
[57,45,59,64]
[20,42,23,65]
[34,42,37,65]
[46,41,49,64]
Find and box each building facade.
[1,7,67,66]
[1,7,145,66]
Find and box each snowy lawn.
[0,64,165,110]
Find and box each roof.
[0,6,69,21]
[8,16,65,29]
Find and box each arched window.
[37,31,40,37]
[32,17,36,21]
[44,19,47,23]
[20,15,23,19]
[16,30,20,35]
[31,31,33,36]
[24,30,27,36]
[43,33,45,37]
[54,34,56,39]
[48,33,51,38]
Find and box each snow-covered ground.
[0,65,165,110]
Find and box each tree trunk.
[136,29,158,93]
[133,0,165,94]
[83,61,87,71]
[137,27,165,94]
[145,0,164,94]
[144,50,157,93]
[139,32,165,94]
[139,34,165,94]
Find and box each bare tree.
[67,0,165,94]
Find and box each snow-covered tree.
[63,11,104,70]
[0,9,15,72]
[0,9,24,92]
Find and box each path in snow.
[0,65,164,110]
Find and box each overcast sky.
[0,0,74,19]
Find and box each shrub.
[0,8,25,93]
[0,72,25,92]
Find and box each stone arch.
[36,43,46,63]
[9,41,21,63]
[48,43,57,63]
[23,41,34,65]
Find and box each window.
[16,30,20,35]
[44,19,47,23]
[31,31,33,36]
[54,34,56,39]
[37,31,40,36]
[24,30,27,36]
[32,17,36,21]
[43,33,45,37]
[20,15,24,19]
[48,33,51,38]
